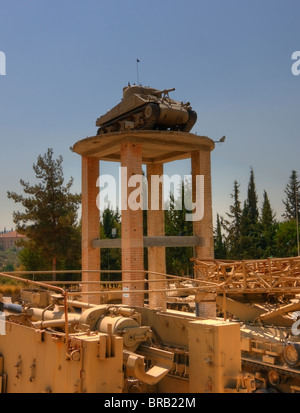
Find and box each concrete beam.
[145,235,204,247]
[92,235,204,249]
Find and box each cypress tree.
[282,170,300,221]
[247,168,259,223]
[214,213,227,259]
[222,180,242,259]
[239,168,261,258]
[260,190,277,258]
[281,170,300,256]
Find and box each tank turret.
[96,84,197,135]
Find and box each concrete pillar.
[121,142,144,307]
[191,149,214,260]
[81,156,100,304]
[195,292,217,318]
[147,162,166,310]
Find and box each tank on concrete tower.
[96,84,197,134]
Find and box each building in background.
[0,230,26,251]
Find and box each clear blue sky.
[0,0,299,231]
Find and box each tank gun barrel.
[153,87,175,96]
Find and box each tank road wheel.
[143,103,160,129]
[144,104,154,119]
[180,109,197,132]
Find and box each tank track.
[180,110,197,133]
[97,103,160,135]
[241,356,300,392]
[96,103,196,135]
[242,357,300,379]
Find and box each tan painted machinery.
[95,84,197,134]
[194,256,300,393]
[2,257,300,393]
[0,274,263,394]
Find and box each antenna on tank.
[136,59,140,85]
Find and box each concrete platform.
[72,130,215,164]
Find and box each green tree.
[3,263,14,272]
[274,220,298,257]
[239,169,261,259]
[165,179,193,276]
[102,205,121,239]
[18,242,49,272]
[7,148,81,280]
[282,170,300,221]
[100,206,121,280]
[214,213,227,259]
[222,180,242,259]
[260,190,277,258]
[246,168,259,223]
[239,201,256,259]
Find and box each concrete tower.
[72,130,215,307]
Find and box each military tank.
[96,84,197,135]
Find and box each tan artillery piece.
[96,84,197,134]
